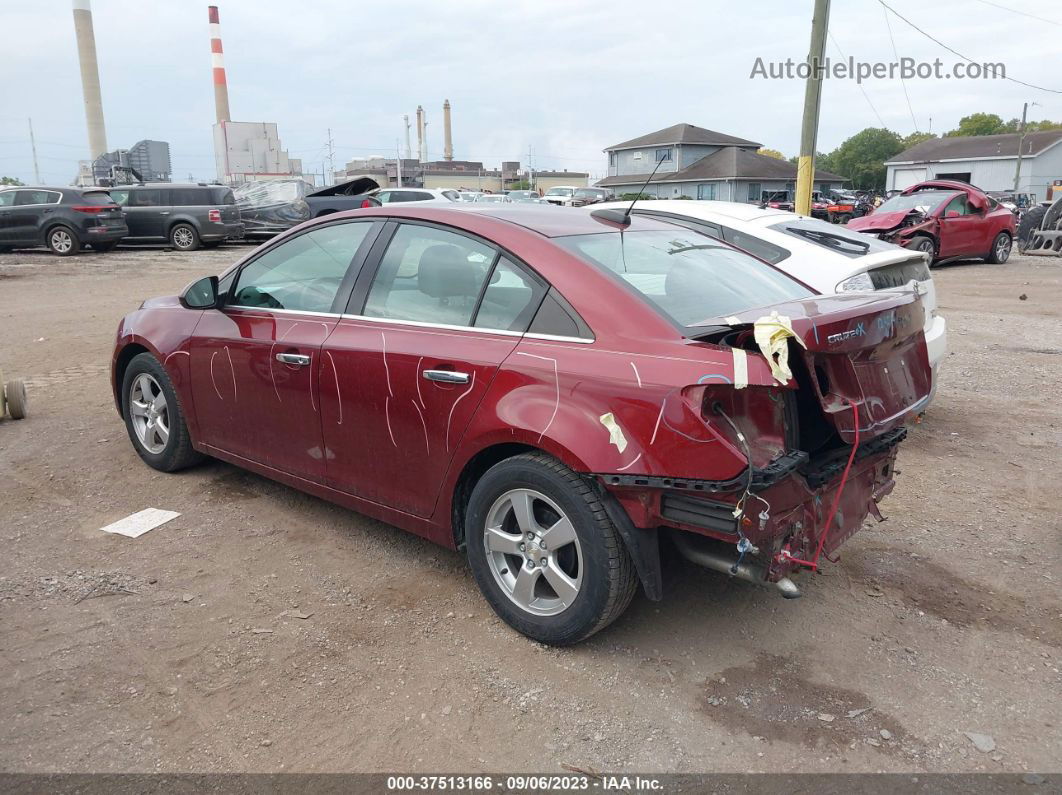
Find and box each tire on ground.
[985,231,1012,264]
[46,226,80,256]
[169,223,200,252]
[1017,205,1047,253]
[121,352,205,472]
[906,234,936,263]
[5,379,27,419]
[465,452,638,645]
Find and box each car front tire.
[122,352,204,472]
[907,234,936,263]
[465,452,638,645]
[169,223,200,252]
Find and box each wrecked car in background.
[234,177,381,240]
[848,179,1016,265]
[111,205,932,646]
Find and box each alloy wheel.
[50,229,73,254]
[483,488,583,616]
[995,234,1011,263]
[172,227,195,249]
[128,373,170,454]
[918,240,934,254]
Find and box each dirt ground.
[0,244,1059,775]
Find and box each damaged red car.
[848,179,1015,265]
[111,205,932,645]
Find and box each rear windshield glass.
[211,187,235,205]
[767,219,897,258]
[555,230,813,328]
[79,191,116,206]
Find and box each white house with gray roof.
[884,130,1062,199]
[597,123,846,202]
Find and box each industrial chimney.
[443,100,453,162]
[71,0,108,159]
[208,6,231,123]
[416,105,426,163]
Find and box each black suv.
[0,186,127,256]
[108,184,243,251]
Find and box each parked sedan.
[592,199,948,403]
[0,186,127,256]
[112,205,932,644]
[847,179,1016,265]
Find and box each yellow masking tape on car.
[598,412,628,453]
[753,311,807,385]
[732,348,748,389]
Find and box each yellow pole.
[795,0,831,217]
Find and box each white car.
[542,186,580,206]
[591,200,948,404]
[473,193,512,203]
[372,188,459,204]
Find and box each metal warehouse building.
[885,130,1062,200]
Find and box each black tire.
[46,225,80,256]
[169,223,200,252]
[906,234,936,263]
[465,452,638,645]
[985,231,1012,264]
[1017,205,1047,253]
[90,240,119,253]
[121,352,204,472]
[5,379,27,419]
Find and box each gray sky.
[1,0,1058,185]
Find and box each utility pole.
[795,0,831,217]
[326,128,335,186]
[1012,102,1041,193]
[28,118,41,184]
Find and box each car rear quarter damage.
[468,289,931,599]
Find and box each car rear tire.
[169,223,200,252]
[465,452,638,645]
[985,231,1012,264]
[46,226,80,256]
[122,352,204,472]
[907,234,936,263]
[90,240,119,252]
[5,379,27,419]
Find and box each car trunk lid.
[691,290,931,443]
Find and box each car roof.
[329,204,682,238]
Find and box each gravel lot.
[0,244,1059,774]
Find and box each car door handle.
[423,369,470,384]
[276,353,311,366]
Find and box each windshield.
[876,190,956,214]
[767,219,897,258]
[546,188,573,197]
[575,189,604,198]
[556,230,812,328]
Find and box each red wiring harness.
[780,400,861,572]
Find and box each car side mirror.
[180,275,219,309]
[945,210,961,219]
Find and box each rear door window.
[127,190,162,207]
[473,257,545,332]
[362,224,497,327]
[211,187,235,205]
[15,190,60,205]
[170,188,208,206]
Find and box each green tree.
[1,176,24,186]
[825,128,903,191]
[900,131,936,150]
[1001,117,1062,133]
[757,148,786,160]
[945,113,1006,137]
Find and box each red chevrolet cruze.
[112,205,932,644]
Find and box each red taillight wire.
[782,400,861,572]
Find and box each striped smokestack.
[71,0,108,159]
[416,105,425,163]
[443,100,453,161]
[208,6,231,123]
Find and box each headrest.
[418,245,480,299]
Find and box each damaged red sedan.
[848,179,1015,265]
[111,205,932,645]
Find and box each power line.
[877,0,1061,94]
[970,0,1062,27]
[827,32,887,129]
[881,4,920,131]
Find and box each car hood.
[847,210,918,231]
